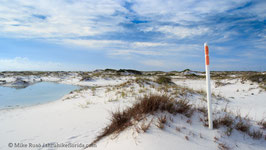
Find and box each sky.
[0,0,265,71]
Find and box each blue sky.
[0,0,265,71]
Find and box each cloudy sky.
[0,0,265,71]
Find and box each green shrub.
[156,76,172,84]
[242,73,266,84]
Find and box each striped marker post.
[204,42,213,129]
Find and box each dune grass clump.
[135,118,153,133]
[242,73,266,84]
[257,119,266,129]
[202,110,264,140]
[90,109,132,145]
[248,129,263,139]
[184,73,204,79]
[215,80,230,87]
[156,115,167,129]
[117,69,142,75]
[241,73,266,91]
[80,74,92,81]
[212,114,234,129]
[235,119,250,132]
[156,76,172,84]
[218,142,230,150]
[89,94,192,146]
[140,120,153,132]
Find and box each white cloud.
[110,49,167,56]
[157,26,209,38]
[242,1,266,20]
[132,0,249,22]
[141,60,165,67]
[0,57,90,71]
[62,39,125,48]
[132,42,167,47]
[60,39,171,52]
[108,43,202,58]
[0,0,126,38]
[140,59,204,70]
[0,0,252,40]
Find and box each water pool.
[0,82,79,109]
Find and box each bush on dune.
[89,94,192,146]
[242,73,266,84]
[156,76,172,84]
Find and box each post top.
[204,42,208,47]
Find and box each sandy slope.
[172,78,266,120]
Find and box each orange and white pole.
[204,42,213,129]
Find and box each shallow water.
[0,82,79,109]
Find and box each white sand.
[0,74,265,150]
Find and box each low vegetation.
[89,94,193,146]
[248,129,263,139]
[185,73,204,79]
[215,80,231,87]
[202,110,264,140]
[213,114,234,129]
[80,74,92,81]
[156,76,172,84]
[242,73,266,84]
[211,71,234,80]
[156,115,167,129]
[235,119,250,132]
[257,119,266,129]
[117,69,142,75]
